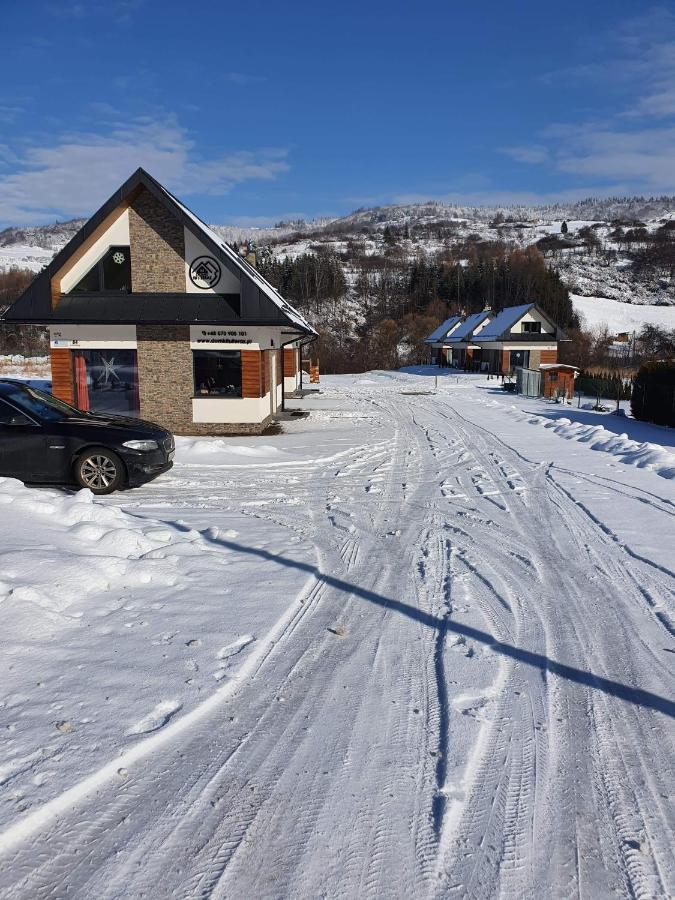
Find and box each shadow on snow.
[199,530,675,720]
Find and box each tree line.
[257,244,578,373]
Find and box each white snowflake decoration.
[112,251,126,265]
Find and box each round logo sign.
[189,256,221,289]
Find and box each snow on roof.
[155,178,316,335]
[475,304,535,341]
[539,364,579,370]
[425,315,463,343]
[444,310,492,342]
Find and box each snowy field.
[0,370,673,898]
[572,293,675,332]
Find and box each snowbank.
[470,396,675,480]
[519,413,675,479]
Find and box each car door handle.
[48,445,66,449]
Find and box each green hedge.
[631,361,675,427]
[576,370,632,402]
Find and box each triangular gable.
[477,304,561,341]
[425,315,463,344]
[2,168,316,334]
[444,310,492,342]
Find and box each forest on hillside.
[257,243,579,372]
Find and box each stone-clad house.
[2,168,316,435]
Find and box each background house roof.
[475,304,535,340]
[425,315,463,343]
[444,310,492,343]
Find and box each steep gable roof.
[444,310,492,342]
[2,168,316,334]
[476,303,560,341]
[425,315,463,344]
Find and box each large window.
[72,246,131,293]
[73,350,139,416]
[193,351,242,397]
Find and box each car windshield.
[0,384,81,422]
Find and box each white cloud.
[554,124,675,190]
[0,117,290,226]
[501,9,675,196]
[500,145,549,164]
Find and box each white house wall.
[184,228,240,294]
[192,395,271,424]
[478,341,557,351]
[472,317,492,336]
[189,325,285,351]
[49,324,137,349]
[60,211,130,293]
[510,309,554,334]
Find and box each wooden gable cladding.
[241,350,263,398]
[50,190,140,308]
[50,348,75,405]
[540,349,558,364]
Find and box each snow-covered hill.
[2,197,674,326]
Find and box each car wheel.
[75,448,125,495]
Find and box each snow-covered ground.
[572,293,675,332]
[0,370,673,898]
[0,356,50,381]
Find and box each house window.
[193,350,242,397]
[522,321,541,333]
[71,246,131,293]
[73,350,140,416]
[509,350,530,369]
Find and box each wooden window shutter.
[241,350,263,398]
[50,348,75,405]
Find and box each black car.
[0,379,174,495]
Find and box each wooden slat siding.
[50,348,75,405]
[263,350,272,397]
[283,348,296,377]
[540,349,558,364]
[502,349,511,374]
[241,350,263,398]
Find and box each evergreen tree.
[560,220,568,234]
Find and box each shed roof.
[539,364,579,370]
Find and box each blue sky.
[1,1,674,226]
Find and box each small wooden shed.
[540,364,578,401]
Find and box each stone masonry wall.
[136,326,272,435]
[128,188,186,292]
